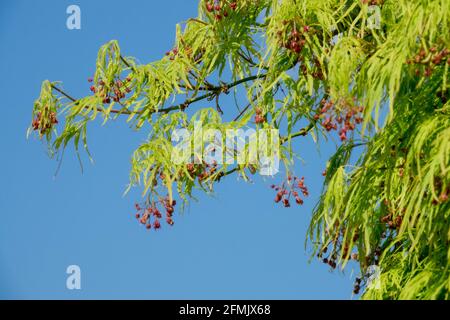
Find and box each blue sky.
[0,0,359,299]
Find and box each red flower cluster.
[186,161,218,182]
[88,76,132,103]
[205,0,238,20]
[353,277,362,294]
[165,47,179,61]
[380,213,403,230]
[318,247,339,269]
[134,197,176,231]
[254,107,266,124]
[275,20,325,80]
[314,99,364,142]
[272,176,309,208]
[406,45,450,78]
[31,110,58,135]
[277,23,312,55]
[317,227,361,272]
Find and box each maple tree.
[29,0,450,299]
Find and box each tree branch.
[51,73,268,118]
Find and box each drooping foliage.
[29,0,450,299]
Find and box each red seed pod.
[255,114,265,124]
[230,2,237,10]
[206,3,213,12]
[290,40,299,50]
[275,193,282,203]
[166,218,174,226]
[166,206,174,215]
[154,209,162,219]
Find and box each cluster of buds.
[88,76,132,103]
[318,225,361,269]
[381,199,404,230]
[319,248,338,269]
[165,47,179,61]
[318,243,359,270]
[254,107,266,124]
[406,45,450,78]
[275,20,325,80]
[314,99,364,142]
[205,0,238,20]
[380,213,403,230]
[353,277,362,294]
[300,57,324,80]
[134,197,176,231]
[364,246,382,268]
[31,109,58,135]
[271,176,309,208]
[186,161,218,182]
[276,22,312,55]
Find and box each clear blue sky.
[0,0,359,299]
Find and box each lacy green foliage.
[29,0,450,299]
[309,65,450,299]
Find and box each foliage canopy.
[29,0,450,299]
